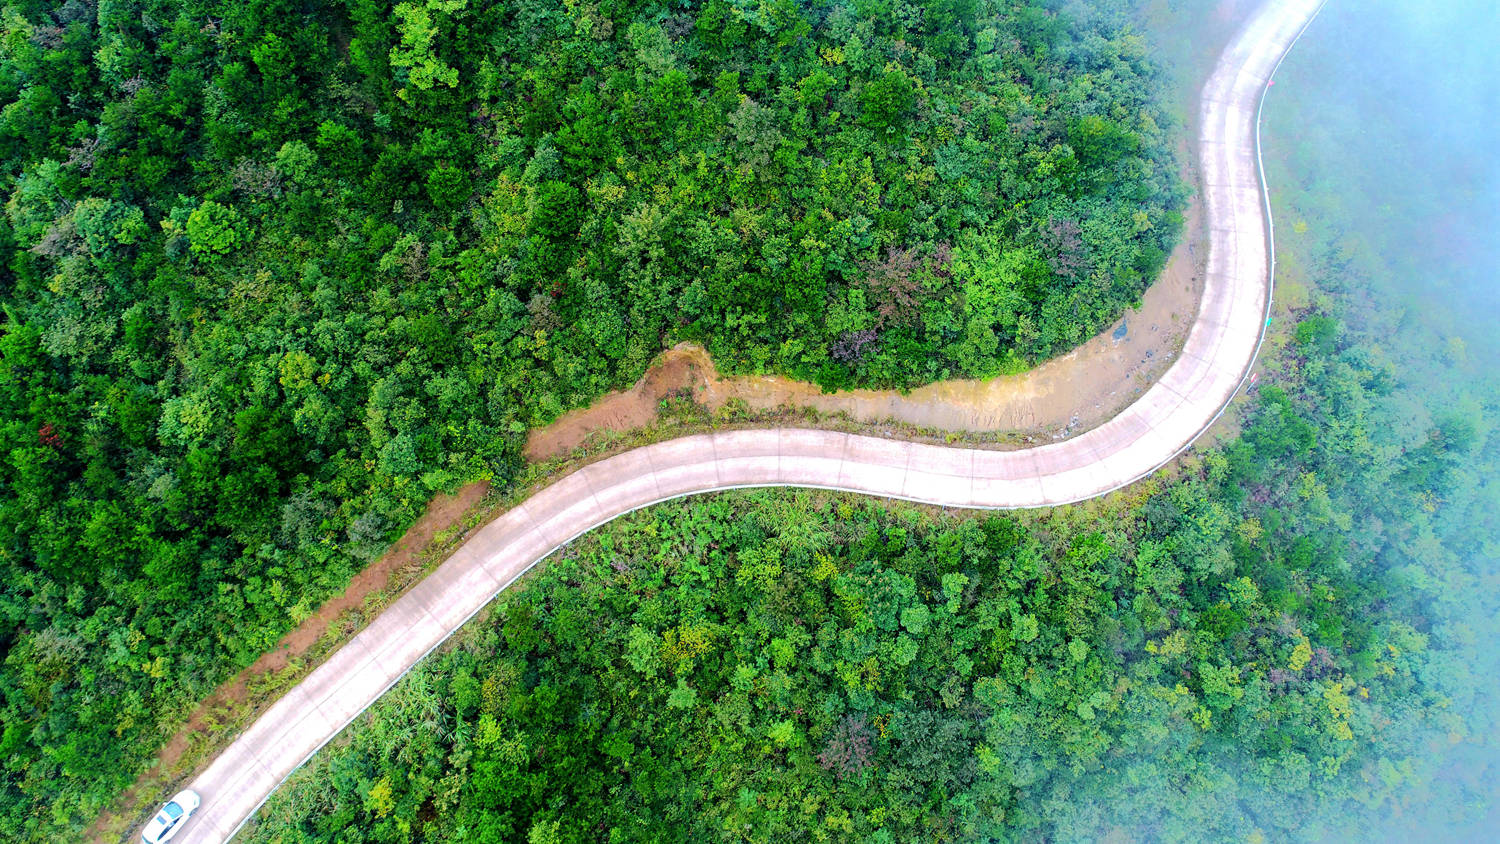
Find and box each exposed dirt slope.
[527,201,1206,462]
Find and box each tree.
[185,201,250,257]
[390,0,467,97]
[427,164,468,211]
[861,68,916,133]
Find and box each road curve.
[171,1,1325,840]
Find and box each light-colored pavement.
[169,1,1325,840]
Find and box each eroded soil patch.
[528,195,1208,463]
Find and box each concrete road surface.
[166,1,1326,840]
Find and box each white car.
[141,790,201,843]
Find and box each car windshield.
[162,802,183,820]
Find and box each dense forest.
[238,3,1500,839]
[0,0,1183,838]
[241,266,1499,841]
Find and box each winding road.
[168,1,1326,839]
